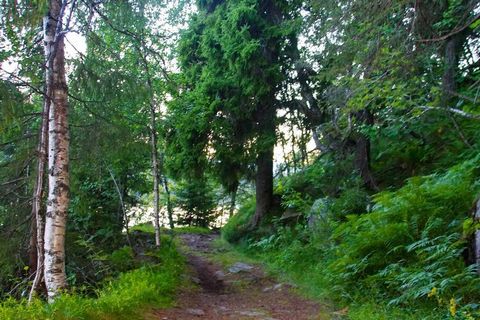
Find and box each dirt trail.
[149,233,323,320]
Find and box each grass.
[131,223,211,235]
[0,236,185,320]
[218,235,445,320]
[207,237,258,268]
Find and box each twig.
[417,13,480,43]
[416,105,480,120]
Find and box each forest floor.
[147,232,326,320]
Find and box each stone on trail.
[263,283,283,292]
[228,262,254,273]
[186,308,206,316]
[214,270,226,280]
[237,310,266,317]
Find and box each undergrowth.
[0,235,184,320]
[223,157,480,319]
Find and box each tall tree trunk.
[28,97,50,302]
[137,35,162,246]
[150,115,161,247]
[250,0,281,228]
[250,103,275,228]
[353,109,378,191]
[44,0,70,302]
[162,175,174,229]
[441,33,463,107]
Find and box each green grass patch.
[0,236,185,320]
[131,223,211,235]
[172,226,211,235]
[207,237,258,268]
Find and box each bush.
[0,235,184,320]
[227,157,480,319]
[222,197,255,243]
[108,246,136,273]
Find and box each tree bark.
[162,174,174,229]
[44,0,70,302]
[250,103,275,228]
[441,33,464,106]
[150,114,161,247]
[353,109,378,191]
[249,0,281,228]
[28,96,50,302]
[229,184,237,218]
[107,167,131,246]
[137,32,162,246]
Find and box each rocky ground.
[149,233,324,320]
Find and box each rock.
[263,283,283,292]
[307,197,332,230]
[280,207,302,220]
[214,270,226,280]
[191,276,201,284]
[228,262,254,273]
[262,286,272,292]
[237,310,265,317]
[186,308,205,316]
[272,283,283,291]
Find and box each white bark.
[44,0,70,302]
[151,105,161,247]
[28,93,50,302]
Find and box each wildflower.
[428,287,437,298]
[449,298,457,317]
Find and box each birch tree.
[43,0,70,301]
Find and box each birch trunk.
[28,95,50,302]
[44,0,70,301]
[150,115,161,247]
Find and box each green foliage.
[0,236,184,320]
[222,197,255,243]
[108,246,136,273]
[175,178,217,228]
[228,157,480,319]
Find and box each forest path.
[148,233,324,320]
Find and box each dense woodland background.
[0,0,480,319]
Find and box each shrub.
[0,235,184,320]
[222,197,255,242]
[108,246,136,273]
[228,157,480,319]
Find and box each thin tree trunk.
[137,36,162,246]
[145,69,161,247]
[162,175,174,229]
[150,118,161,247]
[28,99,50,302]
[44,0,70,302]
[229,184,237,218]
[107,167,131,246]
[474,199,480,275]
